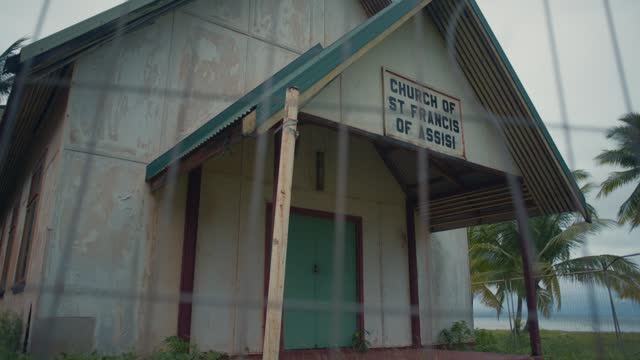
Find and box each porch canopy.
[145,0,589,232]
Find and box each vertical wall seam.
[377,205,385,346]
[159,10,177,154]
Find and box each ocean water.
[473,281,640,333]
[474,315,640,333]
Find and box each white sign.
[382,69,464,158]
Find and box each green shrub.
[474,329,500,352]
[351,330,371,353]
[439,320,473,350]
[148,337,228,360]
[0,330,228,360]
[0,310,22,353]
[0,310,28,359]
[54,352,137,360]
[0,349,32,360]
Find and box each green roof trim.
[145,43,324,180]
[146,0,425,180]
[467,0,590,221]
[252,0,424,129]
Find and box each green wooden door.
[283,212,358,350]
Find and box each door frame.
[263,203,365,349]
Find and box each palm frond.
[554,255,640,303]
[617,183,640,229]
[0,75,14,94]
[474,284,505,317]
[606,113,640,144]
[1,38,28,98]
[538,219,614,261]
[572,169,591,183]
[536,263,563,311]
[597,168,640,198]
[595,149,638,170]
[536,287,554,318]
[1,37,28,73]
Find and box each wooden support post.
[177,167,202,340]
[405,199,421,347]
[262,87,300,360]
[516,225,542,357]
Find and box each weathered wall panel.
[191,172,242,351]
[182,0,251,33]
[137,174,188,350]
[378,204,412,346]
[305,12,520,175]
[245,39,298,91]
[66,13,173,163]
[250,0,315,52]
[324,0,368,45]
[302,77,341,123]
[416,226,473,345]
[163,11,248,146]
[22,0,479,354]
[39,1,376,350]
[38,151,150,353]
[193,125,424,353]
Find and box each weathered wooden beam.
[262,87,299,360]
[511,182,543,357]
[177,167,202,340]
[405,199,421,346]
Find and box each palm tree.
[1,38,27,99]
[469,170,640,334]
[596,113,640,229]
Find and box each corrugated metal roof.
[16,0,188,77]
[0,0,589,224]
[426,0,589,221]
[145,0,588,221]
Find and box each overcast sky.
[0,0,637,258]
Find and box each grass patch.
[475,329,640,360]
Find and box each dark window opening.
[0,202,21,296]
[13,155,45,293]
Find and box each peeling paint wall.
[193,125,413,354]
[31,0,378,354]
[192,124,473,354]
[304,11,521,176]
[18,0,478,355]
[38,151,151,352]
[137,174,187,351]
[416,226,473,345]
